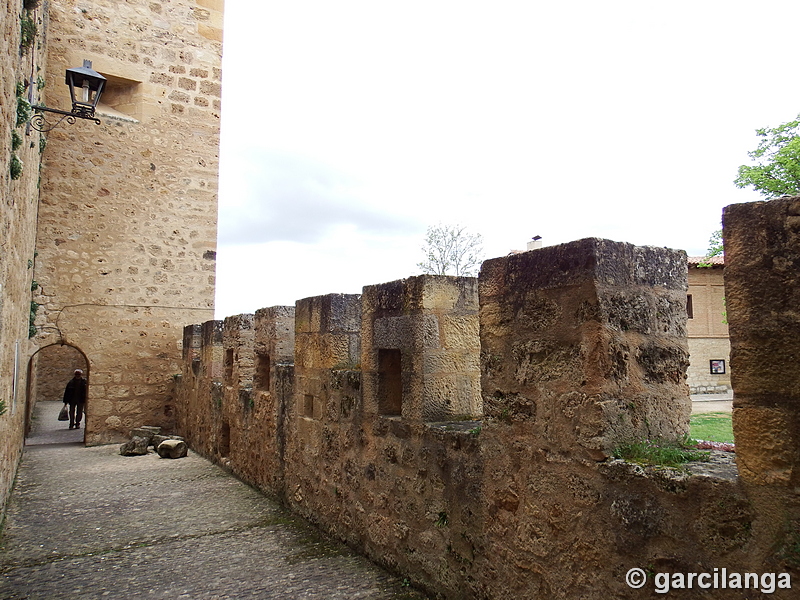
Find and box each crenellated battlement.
[174,234,799,599]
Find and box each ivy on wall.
[11,83,31,179]
[19,11,36,52]
[10,154,23,180]
[16,96,31,128]
[29,301,39,338]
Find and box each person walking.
[63,369,87,429]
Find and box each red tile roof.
[688,255,725,266]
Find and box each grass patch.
[613,437,709,467]
[690,412,733,443]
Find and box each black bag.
[58,404,69,421]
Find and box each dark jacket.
[63,377,87,405]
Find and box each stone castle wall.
[0,0,49,517]
[724,197,800,568]
[176,236,795,599]
[32,0,222,444]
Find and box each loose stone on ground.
[0,401,426,599]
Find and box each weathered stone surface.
[157,439,188,459]
[480,238,690,458]
[724,197,800,491]
[27,0,222,446]
[362,276,481,422]
[0,0,50,518]
[171,240,800,599]
[119,436,150,456]
[130,426,162,446]
[152,434,185,448]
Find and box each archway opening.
[26,344,89,444]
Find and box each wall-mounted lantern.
[30,60,107,132]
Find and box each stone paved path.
[690,392,733,415]
[0,402,426,600]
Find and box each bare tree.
[417,223,484,277]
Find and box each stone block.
[295,294,361,369]
[724,196,800,488]
[152,434,184,448]
[732,405,794,485]
[202,320,223,346]
[441,314,480,350]
[373,316,412,348]
[157,438,188,459]
[362,275,480,422]
[130,425,161,440]
[480,238,689,457]
[254,306,295,364]
[119,436,149,456]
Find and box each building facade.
[0,0,48,521]
[686,255,730,394]
[1,0,223,515]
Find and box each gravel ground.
[0,402,426,600]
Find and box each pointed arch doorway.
[25,344,89,444]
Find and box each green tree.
[735,114,800,197]
[417,223,483,277]
[697,229,723,268]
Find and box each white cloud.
[218,150,419,245]
[215,0,799,318]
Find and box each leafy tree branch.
[697,230,723,268]
[735,115,800,197]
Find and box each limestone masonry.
[0,0,221,514]
[2,1,799,598]
[0,0,47,517]
[175,234,799,599]
[33,0,221,446]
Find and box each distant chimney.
[527,235,542,251]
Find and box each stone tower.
[31,0,223,444]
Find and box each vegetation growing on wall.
[10,154,23,180]
[613,437,709,467]
[19,11,36,52]
[10,92,27,179]
[29,301,39,338]
[16,96,31,128]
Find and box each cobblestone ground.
[0,402,427,600]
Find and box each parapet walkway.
[0,401,424,600]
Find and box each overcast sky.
[214,0,798,318]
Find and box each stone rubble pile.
[119,426,188,459]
